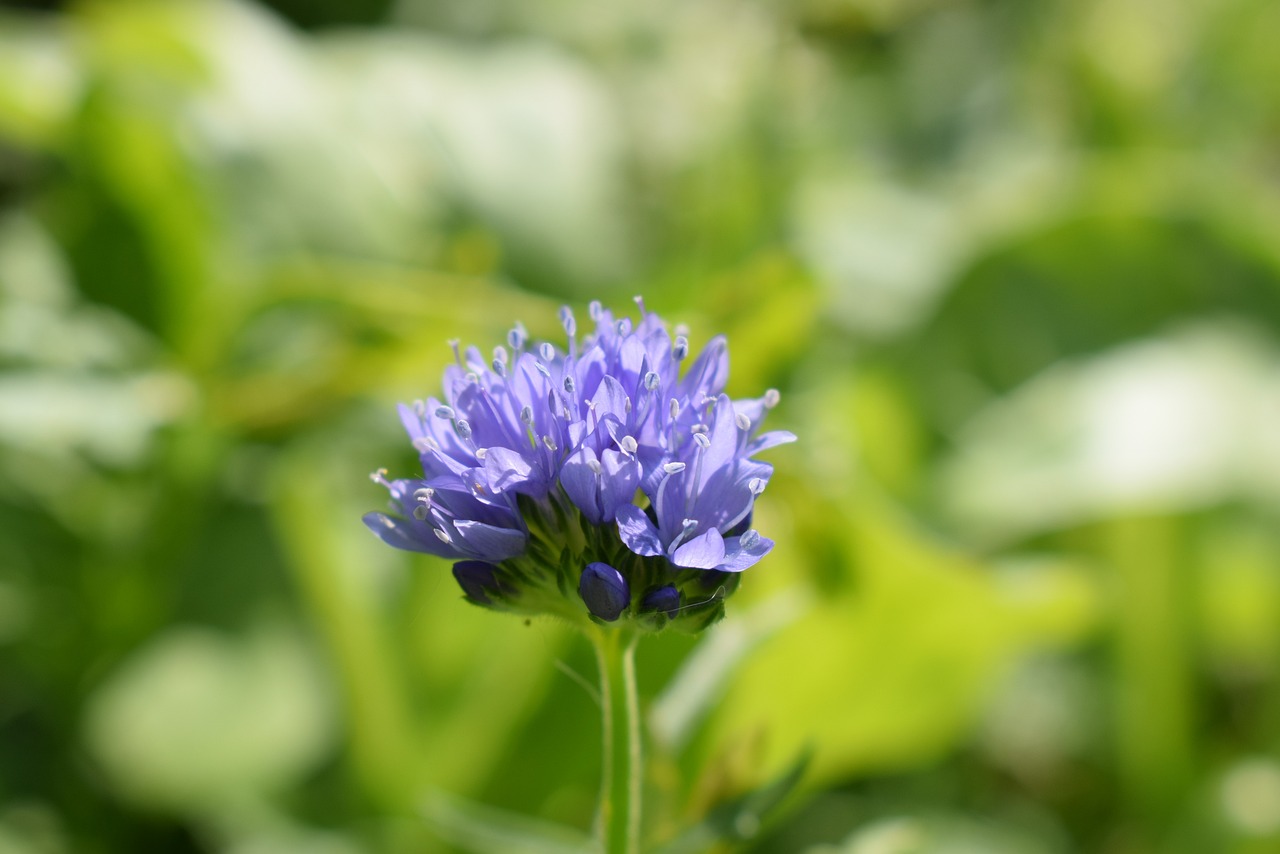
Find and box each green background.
[2,0,1279,851]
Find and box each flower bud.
[579,562,630,622]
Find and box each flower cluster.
[364,299,793,632]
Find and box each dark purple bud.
[453,560,501,606]
[640,585,680,619]
[579,562,630,621]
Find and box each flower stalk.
[593,628,641,854]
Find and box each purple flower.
[364,298,793,631]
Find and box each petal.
[672,528,726,569]
[679,335,729,400]
[482,446,540,495]
[616,504,664,557]
[452,519,527,561]
[747,430,797,455]
[716,532,774,572]
[561,447,604,525]
[362,511,459,559]
[599,448,642,522]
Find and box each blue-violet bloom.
[364,298,794,632]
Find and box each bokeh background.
[3,0,1280,851]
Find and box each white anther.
[587,459,602,475]
[434,529,452,544]
[693,432,711,450]
[620,435,638,454]
[475,447,488,461]
[542,435,558,451]
[663,462,686,474]
[560,306,576,337]
[369,468,389,483]
[412,505,429,521]
[534,361,551,378]
[492,359,507,377]
[435,405,455,419]
[691,423,708,434]
[588,300,603,321]
[673,335,689,361]
[763,388,781,408]
[644,371,660,391]
[455,419,472,440]
[413,487,434,502]
[735,412,751,431]
[748,477,766,495]
[740,529,760,549]
[563,375,576,394]
[520,406,534,425]
[669,398,680,420]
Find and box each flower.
[364,298,794,631]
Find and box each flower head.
[364,299,794,632]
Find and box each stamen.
[412,505,429,521]
[465,371,479,385]
[520,405,534,425]
[587,458,602,475]
[735,412,751,431]
[616,318,632,335]
[448,339,463,367]
[413,400,426,417]
[662,462,686,474]
[369,468,389,485]
[748,477,766,495]
[693,432,711,449]
[475,447,488,461]
[413,487,434,502]
[673,336,688,361]
[633,295,646,314]
[434,529,452,544]
[434,405,455,420]
[644,371,660,391]
[534,361,551,378]
[455,419,472,441]
[620,435,638,454]
[764,388,781,408]
[588,300,603,321]
[563,375,576,394]
[493,346,508,366]
[669,398,680,420]
[492,358,507,377]
[539,342,555,362]
[691,423,708,434]
[542,434,558,451]
[507,326,526,351]
[740,529,760,549]
[560,306,576,337]
[669,518,699,552]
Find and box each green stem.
[592,629,642,854]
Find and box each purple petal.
[679,335,729,400]
[716,531,774,572]
[672,528,726,569]
[747,430,797,455]
[616,504,664,557]
[452,519,527,561]
[362,511,459,559]
[561,447,604,524]
[482,446,540,495]
[598,448,641,522]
